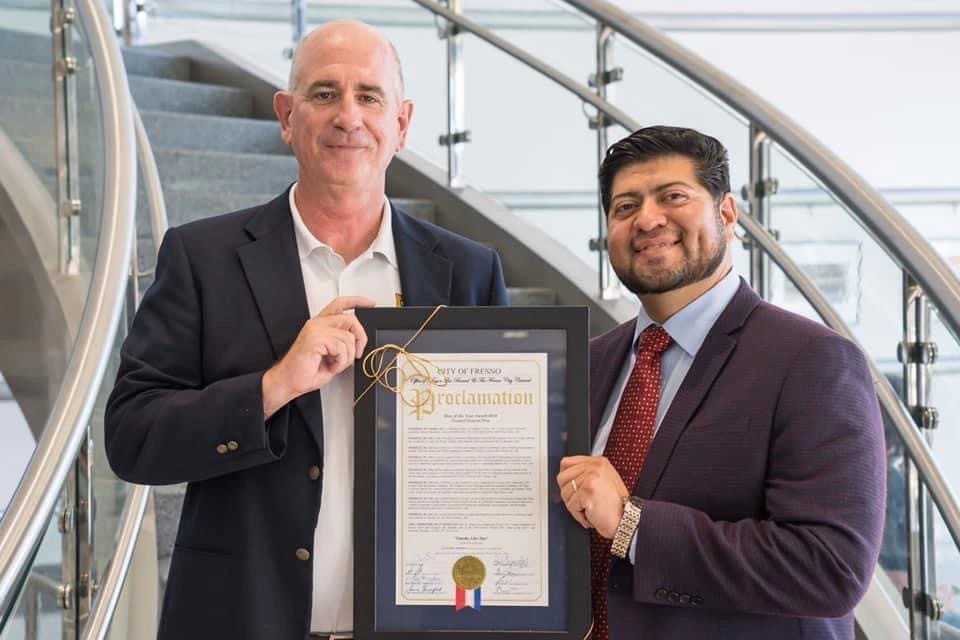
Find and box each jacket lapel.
[237,189,325,453]
[635,280,761,497]
[392,203,452,306]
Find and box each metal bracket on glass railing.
[438,131,471,146]
[910,406,940,431]
[588,237,607,252]
[740,178,780,200]
[902,588,945,622]
[588,68,624,88]
[898,340,939,365]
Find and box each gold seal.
[452,555,486,591]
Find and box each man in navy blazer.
[557,126,884,639]
[105,20,506,640]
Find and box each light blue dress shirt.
[590,269,741,562]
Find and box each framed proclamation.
[354,306,591,640]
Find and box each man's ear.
[273,91,294,145]
[719,192,739,241]
[395,99,414,152]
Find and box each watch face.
[629,496,644,509]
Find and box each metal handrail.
[406,0,960,557]
[563,0,960,346]
[0,0,135,618]
[81,106,169,640]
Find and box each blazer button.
[691,596,704,606]
[679,593,691,605]
[227,440,239,451]
[667,591,680,603]
[309,465,321,480]
[654,588,668,601]
[216,444,228,454]
[296,548,311,561]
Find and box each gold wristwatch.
[610,496,643,559]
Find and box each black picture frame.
[354,306,591,640]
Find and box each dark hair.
[599,125,731,214]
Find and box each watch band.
[610,496,643,559]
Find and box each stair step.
[141,109,289,155]
[0,96,104,145]
[156,187,281,229]
[122,47,192,82]
[129,75,255,118]
[154,148,297,195]
[0,27,50,65]
[0,59,248,117]
[0,59,52,99]
[507,287,557,306]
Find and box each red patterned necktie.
[590,324,673,640]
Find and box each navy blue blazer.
[105,189,508,640]
[591,280,885,640]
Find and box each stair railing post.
[743,125,778,300]
[438,0,468,188]
[52,0,82,275]
[902,274,943,638]
[590,24,621,300]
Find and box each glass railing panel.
[929,301,960,480]
[384,4,610,270]
[369,20,448,171]
[461,0,595,96]
[765,143,960,634]
[880,422,912,624]
[766,143,906,371]
[766,145,960,480]
[0,508,66,639]
[0,16,56,203]
[0,394,36,542]
[605,38,750,195]
[90,325,130,599]
[73,13,107,272]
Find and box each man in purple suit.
[557,126,885,639]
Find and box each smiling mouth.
[634,238,678,254]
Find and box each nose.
[631,200,667,233]
[333,95,362,132]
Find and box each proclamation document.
[395,352,549,608]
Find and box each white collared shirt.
[289,184,402,634]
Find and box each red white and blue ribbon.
[455,585,482,611]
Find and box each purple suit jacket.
[591,280,885,640]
